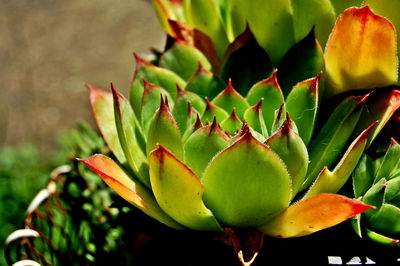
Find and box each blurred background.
[0,0,164,263]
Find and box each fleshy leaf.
[160,38,212,81]
[304,122,376,199]
[246,70,285,134]
[146,96,184,161]
[353,154,376,199]
[220,26,274,96]
[201,98,229,124]
[185,63,226,99]
[291,0,336,48]
[353,89,400,147]
[184,117,230,178]
[168,19,221,72]
[112,85,150,187]
[202,130,291,227]
[271,104,288,135]
[303,94,367,190]
[182,113,203,142]
[211,80,249,119]
[152,0,185,35]
[79,154,183,230]
[365,228,400,247]
[324,6,398,97]
[228,0,295,64]
[374,138,400,183]
[266,115,309,199]
[285,74,320,146]
[276,28,324,97]
[130,54,186,117]
[149,145,223,231]
[259,193,373,238]
[243,99,268,138]
[220,109,243,136]
[172,84,206,133]
[182,0,229,58]
[141,79,174,134]
[87,84,127,164]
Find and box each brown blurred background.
[0,0,165,155]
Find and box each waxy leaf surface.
[79,154,183,229]
[202,131,291,227]
[259,193,373,238]
[149,146,222,231]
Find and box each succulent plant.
[79,1,400,264]
[353,138,400,247]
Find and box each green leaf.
[353,155,376,199]
[271,104,288,135]
[365,228,400,247]
[228,0,295,64]
[374,139,400,183]
[184,118,230,177]
[185,63,226,99]
[353,90,400,147]
[147,97,184,161]
[160,38,212,81]
[243,99,268,138]
[112,85,150,187]
[141,80,174,135]
[363,177,386,216]
[79,154,183,230]
[182,113,203,142]
[303,94,367,190]
[266,116,309,199]
[303,122,375,199]
[246,70,285,134]
[152,0,185,35]
[367,203,400,234]
[149,145,223,231]
[211,80,249,119]
[183,0,229,58]
[201,98,229,124]
[220,109,243,136]
[129,54,186,118]
[202,130,291,227]
[276,28,324,97]
[172,85,206,133]
[220,26,274,96]
[285,74,320,146]
[291,0,336,48]
[87,84,127,165]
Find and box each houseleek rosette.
[353,139,400,247]
[79,2,400,264]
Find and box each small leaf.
[271,104,288,135]
[87,84,127,164]
[185,63,226,99]
[304,122,376,199]
[220,26,274,96]
[79,154,183,230]
[201,98,229,124]
[202,130,291,227]
[246,70,285,134]
[374,138,400,182]
[152,0,185,35]
[324,6,398,96]
[160,38,212,80]
[243,99,268,138]
[266,115,309,199]
[172,84,206,133]
[182,113,203,142]
[285,74,320,146]
[259,193,373,238]
[303,94,367,190]
[183,0,229,58]
[365,228,400,247]
[149,145,223,231]
[211,80,249,119]
[141,79,174,134]
[184,117,230,177]
[129,54,186,117]
[112,85,150,187]
[353,154,376,198]
[220,109,243,136]
[146,97,184,161]
[168,19,221,72]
